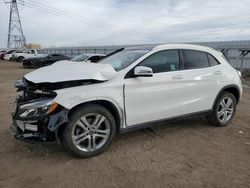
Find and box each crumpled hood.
[24,62,117,84]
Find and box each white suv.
[11,44,242,158]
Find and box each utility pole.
[6,0,26,49]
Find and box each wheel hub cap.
[217,97,234,123]
[71,113,110,152]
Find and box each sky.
[0,0,250,48]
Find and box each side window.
[182,50,209,69]
[31,50,35,54]
[139,50,179,73]
[207,53,220,66]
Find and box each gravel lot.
[0,61,249,188]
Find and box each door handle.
[172,75,183,80]
[213,71,222,75]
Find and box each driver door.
[124,50,188,126]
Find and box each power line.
[27,0,143,34]
[20,0,151,39]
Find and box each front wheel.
[62,104,116,158]
[17,56,24,62]
[207,92,237,127]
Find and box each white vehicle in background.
[12,50,26,61]
[14,49,44,62]
[53,54,105,65]
[12,44,242,158]
[3,50,22,61]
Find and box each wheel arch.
[213,84,240,109]
[67,99,123,133]
[55,99,123,147]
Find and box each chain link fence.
[37,41,250,69]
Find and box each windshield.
[71,54,89,62]
[99,50,148,71]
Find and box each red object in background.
[0,51,7,60]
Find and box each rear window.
[207,53,220,66]
[182,50,209,69]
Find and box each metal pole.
[240,51,245,73]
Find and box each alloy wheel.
[71,113,110,152]
[216,97,234,123]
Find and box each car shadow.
[18,114,214,159]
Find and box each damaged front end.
[11,78,69,143]
[11,62,116,143]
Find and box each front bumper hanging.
[11,109,68,143]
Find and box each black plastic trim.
[212,84,241,108]
[120,110,211,134]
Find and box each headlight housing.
[18,99,59,118]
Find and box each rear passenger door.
[179,49,222,112]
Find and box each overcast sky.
[0,0,249,48]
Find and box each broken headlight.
[18,99,58,118]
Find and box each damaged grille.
[14,78,57,104]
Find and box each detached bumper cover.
[11,110,68,142]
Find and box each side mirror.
[134,66,153,77]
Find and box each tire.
[206,92,237,127]
[62,104,116,158]
[17,56,24,62]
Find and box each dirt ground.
[0,61,249,188]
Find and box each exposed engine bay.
[14,77,101,103]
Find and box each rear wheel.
[207,92,236,127]
[62,104,116,158]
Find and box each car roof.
[125,43,218,54]
[125,44,157,51]
[48,54,63,56]
[80,54,105,56]
[153,44,215,51]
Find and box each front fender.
[53,82,124,126]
